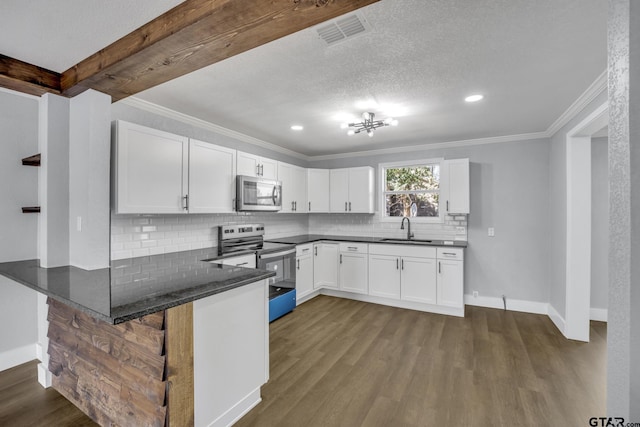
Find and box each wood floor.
[0,360,96,426]
[0,296,606,427]
[236,296,606,427]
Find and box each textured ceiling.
[0,0,185,72]
[0,0,607,157]
[133,0,607,156]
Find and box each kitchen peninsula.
[0,248,275,427]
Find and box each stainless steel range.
[218,224,296,322]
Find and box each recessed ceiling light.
[465,94,484,103]
[290,125,304,131]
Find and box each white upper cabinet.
[188,139,236,213]
[114,120,188,214]
[278,162,307,213]
[329,167,374,213]
[307,169,330,213]
[237,151,278,180]
[442,158,470,214]
[114,121,236,214]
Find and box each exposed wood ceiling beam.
[0,54,61,97]
[55,0,378,101]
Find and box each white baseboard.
[590,308,608,322]
[463,294,548,315]
[547,304,566,335]
[0,343,37,373]
[209,387,261,427]
[296,289,321,306]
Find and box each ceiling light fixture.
[290,125,304,131]
[465,94,484,103]
[342,112,398,137]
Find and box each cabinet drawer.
[369,244,436,259]
[296,243,313,257]
[436,247,464,261]
[338,242,368,254]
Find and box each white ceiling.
[0,0,607,157]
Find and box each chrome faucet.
[401,217,414,240]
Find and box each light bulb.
[340,123,348,129]
[391,119,399,126]
[347,130,355,136]
[367,129,374,137]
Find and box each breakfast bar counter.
[0,248,275,427]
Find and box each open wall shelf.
[22,153,41,166]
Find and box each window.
[380,159,442,221]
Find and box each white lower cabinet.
[298,241,464,316]
[296,244,314,302]
[338,243,368,294]
[400,256,437,304]
[368,254,401,299]
[313,243,338,289]
[436,248,464,308]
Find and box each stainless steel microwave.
[236,175,282,211]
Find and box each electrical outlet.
[473,291,479,298]
[488,227,495,237]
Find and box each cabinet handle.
[349,202,352,211]
[442,252,457,256]
[340,254,343,264]
[315,246,317,256]
[232,198,236,211]
[297,259,300,270]
[309,201,311,211]
[256,165,260,176]
[260,164,264,176]
[291,201,294,211]
[402,259,404,270]
[183,194,189,210]
[345,202,348,212]
[236,262,248,266]
[396,258,399,270]
[294,201,297,211]
[439,261,441,274]
[347,246,358,251]
[446,200,449,212]
[302,248,309,252]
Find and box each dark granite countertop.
[265,234,468,248]
[0,248,274,324]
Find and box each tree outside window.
[383,164,440,218]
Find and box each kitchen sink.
[379,238,434,244]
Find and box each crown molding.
[119,69,607,163]
[307,131,550,162]
[118,97,309,161]
[545,70,607,137]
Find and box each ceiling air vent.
[316,13,371,46]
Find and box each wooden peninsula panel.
[46,298,195,426]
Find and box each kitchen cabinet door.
[368,254,401,299]
[114,120,188,214]
[188,139,236,213]
[313,243,338,289]
[401,256,437,304]
[278,162,307,213]
[442,158,469,214]
[339,252,368,294]
[296,249,314,302]
[329,169,350,213]
[237,152,278,179]
[348,167,375,213]
[307,169,330,212]
[437,259,464,308]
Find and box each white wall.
[0,89,39,370]
[590,137,608,311]
[547,90,608,321]
[310,138,552,304]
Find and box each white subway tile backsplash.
[111,211,466,260]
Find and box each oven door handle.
[258,248,296,260]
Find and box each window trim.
[379,158,444,223]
